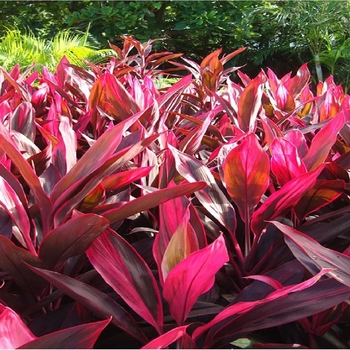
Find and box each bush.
[0,36,350,348]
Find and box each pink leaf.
[163,234,229,325]
[142,325,189,349]
[303,111,345,171]
[271,138,307,186]
[86,228,164,334]
[0,303,36,348]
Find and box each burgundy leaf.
[86,228,164,334]
[28,266,148,343]
[272,221,350,288]
[251,165,324,236]
[163,234,229,325]
[38,213,110,270]
[142,325,189,349]
[103,181,206,225]
[20,318,110,349]
[10,101,35,141]
[193,271,350,348]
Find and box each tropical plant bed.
[1,36,350,349]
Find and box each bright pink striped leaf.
[142,325,189,349]
[163,234,229,325]
[193,271,350,348]
[251,165,324,235]
[38,213,109,270]
[294,179,345,221]
[275,84,295,112]
[303,111,345,171]
[284,129,308,158]
[86,228,164,334]
[271,221,350,288]
[28,266,148,343]
[223,133,270,222]
[284,63,310,97]
[237,71,266,132]
[19,318,110,349]
[10,101,35,141]
[271,138,306,186]
[0,303,36,349]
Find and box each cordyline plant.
[0,35,350,349]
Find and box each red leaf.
[303,111,345,171]
[284,63,310,97]
[20,319,110,349]
[86,228,164,334]
[294,179,345,221]
[10,101,35,141]
[28,266,148,343]
[272,221,350,288]
[275,84,295,112]
[142,325,189,349]
[223,133,270,222]
[251,165,324,236]
[237,71,266,132]
[271,138,307,186]
[39,213,109,270]
[163,234,229,325]
[0,303,36,348]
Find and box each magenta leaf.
[251,165,324,235]
[303,111,345,171]
[86,228,164,334]
[163,234,229,325]
[20,318,110,349]
[10,101,35,141]
[271,137,307,186]
[28,266,148,343]
[193,271,350,348]
[0,303,36,348]
[271,221,350,288]
[142,325,189,349]
[38,213,110,270]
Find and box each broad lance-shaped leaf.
[0,303,36,348]
[271,137,306,186]
[142,325,189,349]
[28,266,148,343]
[0,122,52,234]
[163,234,229,326]
[271,221,350,288]
[294,179,345,221]
[251,165,324,236]
[168,144,236,234]
[192,271,350,348]
[237,71,266,132]
[86,228,164,335]
[38,213,110,270]
[303,111,345,171]
[223,133,270,223]
[19,319,110,349]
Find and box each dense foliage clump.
[0,36,350,348]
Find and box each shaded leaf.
[142,325,189,349]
